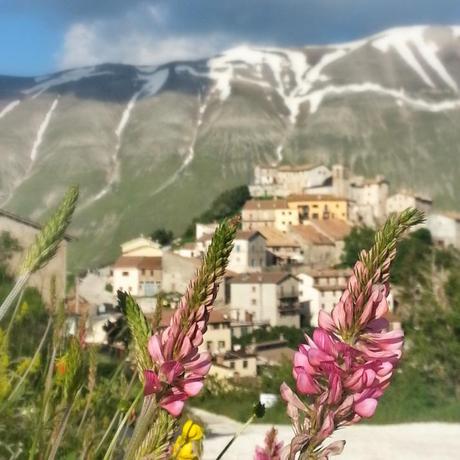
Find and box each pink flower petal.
[147,335,164,363]
[161,361,184,384]
[160,398,185,417]
[296,370,320,395]
[354,398,378,417]
[182,378,204,396]
[143,370,162,395]
[318,310,336,332]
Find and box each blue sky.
[1,0,460,76]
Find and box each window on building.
[206,341,212,350]
[141,269,145,275]
[229,362,235,369]
[150,270,154,276]
[251,299,257,306]
[243,360,248,368]
[218,341,225,349]
[252,286,256,292]
[236,244,240,252]
[122,271,129,276]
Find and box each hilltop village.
[1,163,459,380]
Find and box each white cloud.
[57,20,233,69]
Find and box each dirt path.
[190,408,460,459]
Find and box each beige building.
[121,237,163,257]
[229,272,300,327]
[160,308,232,355]
[287,194,348,222]
[112,256,162,299]
[274,207,300,232]
[294,268,351,326]
[190,230,268,275]
[241,199,290,231]
[202,310,233,355]
[229,231,267,273]
[0,208,70,305]
[210,350,258,379]
[386,191,432,216]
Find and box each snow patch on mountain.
[0,100,20,119]
[150,91,208,197]
[138,68,169,97]
[306,82,460,114]
[83,69,169,207]
[372,26,458,92]
[22,67,113,99]
[30,98,59,161]
[179,44,361,125]
[115,90,141,139]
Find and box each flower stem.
[123,395,158,460]
[215,414,255,460]
[103,389,143,460]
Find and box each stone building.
[249,164,332,197]
[427,213,460,249]
[0,208,70,305]
[386,190,432,216]
[229,272,300,327]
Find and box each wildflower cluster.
[143,218,237,417]
[254,427,284,460]
[281,208,425,459]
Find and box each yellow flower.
[182,419,204,441]
[173,420,204,460]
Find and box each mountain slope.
[1,25,460,269]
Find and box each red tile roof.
[287,194,348,202]
[114,256,162,270]
[230,272,297,285]
[291,225,334,246]
[243,199,289,210]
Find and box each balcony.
[278,299,300,315]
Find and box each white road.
[190,408,460,460]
